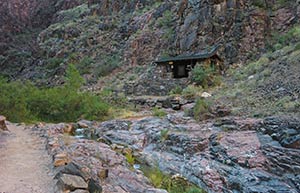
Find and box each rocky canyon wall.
[0,0,299,83]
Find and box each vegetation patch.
[141,165,205,193]
[267,26,300,51]
[213,38,300,117]
[193,98,213,121]
[160,129,169,142]
[191,65,221,88]
[169,86,183,95]
[182,85,204,99]
[252,0,266,9]
[152,107,167,118]
[125,151,135,166]
[0,65,109,123]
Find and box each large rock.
[0,115,8,131]
[57,174,88,191]
[54,153,70,167]
[259,116,300,149]
[71,190,89,193]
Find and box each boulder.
[88,179,102,193]
[0,115,8,131]
[63,124,74,134]
[57,174,88,191]
[260,116,300,149]
[71,190,89,193]
[54,153,70,167]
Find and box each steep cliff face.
[0,0,86,34]
[0,0,39,33]
[0,0,86,82]
[0,0,299,85]
[176,0,299,64]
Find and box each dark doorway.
[173,64,188,78]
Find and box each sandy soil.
[0,123,55,193]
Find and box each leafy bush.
[186,187,204,193]
[157,10,174,28]
[191,65,220,88]
[193,98,213,121]
[169,86,183,95]
[160,129,169,141]
[0,64,109,123]
[46,57,64,69]
[295,43,300,51]
[141,165,205,193]
[98,88,129,108]
[153,107,167,118]
[143,166,166,188]
[76,56,94,74]
[156,10,175,42]
[267,26,300,51]
[56,4,90,22]
[65,63,85,89]
[0,79,33,122]
[94,54,121,77]
[182,85,203,99]
[125,151,135,166]
[252,0,266,8]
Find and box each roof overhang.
[155,44,222,64]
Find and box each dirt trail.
[0,123,55,193]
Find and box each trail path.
[0,123,55,193]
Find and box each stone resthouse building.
[125,45,224,96]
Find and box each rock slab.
[57,174,88,191]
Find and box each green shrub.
[46,57,64,69]
[162,28,175,41]
[193,98,213,121]
[141,165,205,193]
[239,56,269,79]
[94,54,121,77]
[295,43,300,51]
[182,85,203,99]
[0,78,34,122]
[143,166,166,188]
[160,129,169,141]
[98,88,129,108]
[186,187,204,193]
[191,66,217,88]
[0,65,109,123]
[153,107,167,118]
[125,151,135,166]
[156,10,175,42]
[57,4,90,22]
[252,0,266,9]
[65,63,85,89]
[76,56,94,74]
[157,10,173,28]
[169,86,183,95]
[268,26,300,51]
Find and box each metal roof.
[155,44,221,63]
